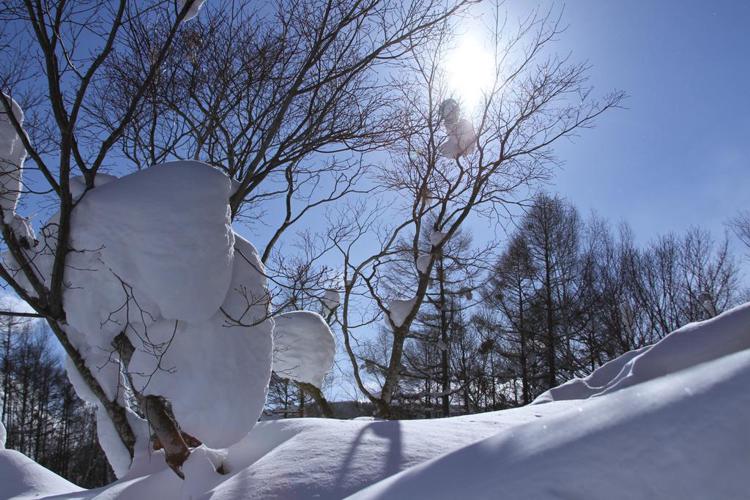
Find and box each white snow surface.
[273,311,335,388]
[70,173,118,200]
[533,302,750,404]
[0,449,83,500]
[387,298,416,329]
[0,94,25,218]
[4,302,750,499]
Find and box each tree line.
[266,193,745,418]
[1,314,113,486]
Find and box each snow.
[70,161,235,323]
[6,302,750,499]
[3,161,273,474]
[439,119,476,159]
[127,234,273,449]
[429,230,447,246]
[273,311,335,388]
[322,289,340,310]
[387,298,416,328]
[64,355,150,479]
[534,302,750,404]
[70,173,117,200]
[178,0,205,21]
[353,345,750,500]
[0,449,83,500]
[416,253,431,274]
[0,94,26,219]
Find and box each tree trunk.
[297,382,335,418]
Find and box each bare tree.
[0,0,474,475]
[0,0,210,474]
[333,8,624,418]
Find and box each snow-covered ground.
[3,303,750,499]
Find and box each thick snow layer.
[178,0,205,20]
[352,344,750,499]
[0,94,25,218]
[0,449,83,500]
[387,298,416,328]
[127,235,273,449]
[534,302,750,404]
[9,302,750,499]
[70,161,235,323]
[64,356,150,479]
[273,311,335,388]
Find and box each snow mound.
[351,343,750,499]
[70,161,235,323]
[70,173,117,200]
[273,311,335,388]
[9,303,750,499]
[534,302,750,404]
[128,234,273,448]
[0,94,25,218]
[0,449,83,499]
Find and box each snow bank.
[0,94,26,218]
[351,345,750,500]
[273,311,335,388]
[10,303,750,499]
[0,449,83,500]
[70,173,117,200]
[534,302,750,404]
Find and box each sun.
[443,36,495,111]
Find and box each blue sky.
[512,0,749,251]
[242,0,750,275]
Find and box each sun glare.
[443,36,495,111]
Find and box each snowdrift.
[0,449,82,500]
[2,303,749,499]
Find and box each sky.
[240,0,750,280]
[504,0,750,252]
